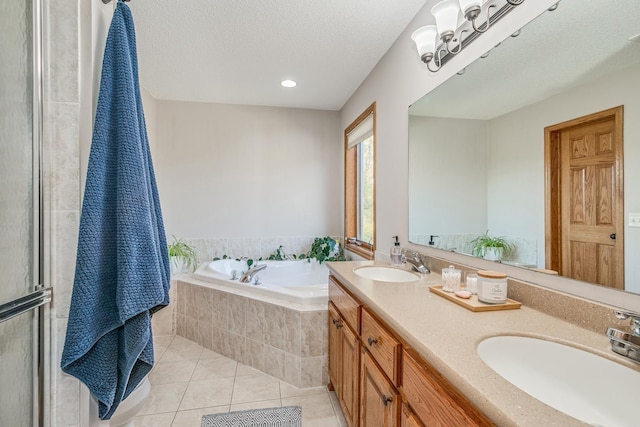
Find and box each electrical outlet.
[630,213,640,228]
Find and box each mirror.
[408,0,640,294]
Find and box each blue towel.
[61,1,170,420]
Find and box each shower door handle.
[0,287,52,324]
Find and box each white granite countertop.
[327,261,640,427]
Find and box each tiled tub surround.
[175,278,328,388]
[181,236,341,264]
[327,261,640,426]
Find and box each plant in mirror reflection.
[470,230,512,261]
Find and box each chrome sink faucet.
[607,310,640,363]
[402,250,430,274]
[240,264,267,283]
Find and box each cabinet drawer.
[402,350,493,427]
[361,308,400,385]
[329,275,360,333]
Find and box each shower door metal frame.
[0,0,51,425]
[32,0,51,424]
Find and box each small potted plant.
[167,236,199,274]
[470,231,512,262]
[307,236,345,263]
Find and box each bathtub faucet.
[240,264,267,283]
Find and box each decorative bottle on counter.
[390,235,403,266]
[477,270,508,304]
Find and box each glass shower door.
[0,0,50,426]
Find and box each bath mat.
[201,405,301,427]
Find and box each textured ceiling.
[128,0,427,110]
[410,0,640,119]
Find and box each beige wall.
[153,100,341,240]
[408,116,488,238]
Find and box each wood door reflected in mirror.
[408,0,640,294]
[545,107,624,290]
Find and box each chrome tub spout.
[240,264,267,283]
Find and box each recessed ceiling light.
[281,80,297,88]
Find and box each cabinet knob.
[367,337,378,346]
[382,395,393,406]
[332,318,343,329]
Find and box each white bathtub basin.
[353,266,420,283]
[477,335,640,426]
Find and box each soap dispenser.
[390,236,403,266]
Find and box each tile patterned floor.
[133,335,347,426]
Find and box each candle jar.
[477,270,508,303]
[465,273,478,295]
[441,265,461,292]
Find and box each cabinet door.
[328,303,342,392]
[341,321,360,427]
[360,350,399,427]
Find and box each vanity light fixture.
[280,79,297,88]
[412,0,525,72]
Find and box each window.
[345,103,376,259]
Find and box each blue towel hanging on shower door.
[61,0,170,420]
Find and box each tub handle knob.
[230,270,238,280]
[253,276,262,286]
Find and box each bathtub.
[193,259,329,304]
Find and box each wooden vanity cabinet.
[328,274,493,427]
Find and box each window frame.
[344,102,376,260]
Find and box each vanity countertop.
[327,261,640,427]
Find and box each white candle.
[466,275,478,294]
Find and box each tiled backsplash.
[410,233,537,266]
[181,236,341,264]
[416,252,629,336]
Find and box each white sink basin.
[353,266,420,283]
[477,335,640,426]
